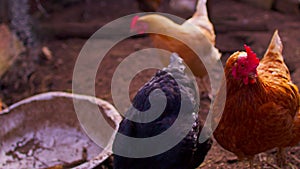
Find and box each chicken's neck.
[227,74,267,98]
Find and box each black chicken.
[113,53,212,169]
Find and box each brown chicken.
[213,30,300,168]
[131,0,220,81]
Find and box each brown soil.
[1,0,300,168]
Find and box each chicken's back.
[136,0,220,79]
[152,34,208,78]
[258,31,299,119]
[258,31,291,82]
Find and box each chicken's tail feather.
[186,0,215,44]
[195,0,208,17]
[263,30,283,61]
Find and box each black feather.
[113,54,212,169]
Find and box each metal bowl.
[0,92,121,169]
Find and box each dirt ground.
[1,0,300,168]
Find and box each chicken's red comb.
[131,15,139,29]
[244,44,259,64]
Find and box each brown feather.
[134,0,220,79]
[213,31,300,161]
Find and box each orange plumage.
[213,30,300,167]
[131,0,220,80]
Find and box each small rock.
[226,156,239,164]
[41,46,53,60]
